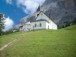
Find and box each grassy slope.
[0,25,76,57]
[0,32,23,47]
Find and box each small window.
[48,25,49,29]
[19,26,23,29]
[35,24,36,27]
[40,23,42,27]
[37,14,39,17]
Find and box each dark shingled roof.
[31,19,50,23]
[27,16,36,22]
[44,7,66,24]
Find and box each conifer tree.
[0,14,4,36]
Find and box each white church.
[19,11,58,32]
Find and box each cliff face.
[64,0,76,8]
[39,0,76,28]
[41,0,64,11]
[41,0,76,10]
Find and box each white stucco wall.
[20,12,58,32]
[36,12,58,30]
[22,24,31,31]
[22,21,51,31]
[30,21,47,30]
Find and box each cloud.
[5,0,45,14]
[6,0,12,5]
[3,17,14,32]
[16,0,45,14]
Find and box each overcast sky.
[0,0,45,31]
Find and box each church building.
[19,11,58,31]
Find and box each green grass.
[0,25,76,57]
[0,32,23,47]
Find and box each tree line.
[0,14,16,36]
[0,14,4,36]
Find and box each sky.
[0,0,45,31]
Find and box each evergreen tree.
[0,14,4,36]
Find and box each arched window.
[37,14,39,17]
[40,23,42,27]
[48,25,49,29]
[19,26,23,29]
[35,24,36,27]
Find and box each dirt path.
[0,39,17,51]
[0,34,25,51]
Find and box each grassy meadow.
[0,25,76,57]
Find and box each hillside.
[0,25,76,57]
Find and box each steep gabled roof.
[44,7,66,24]
[20,11,41,23]
[24,10,64,25]
[31,19,50,23]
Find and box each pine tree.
[0,14,4,36]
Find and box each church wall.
[46,22,57,30]
[30,21,47,30]
[36,12,58,30]
[22,24,31,31]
